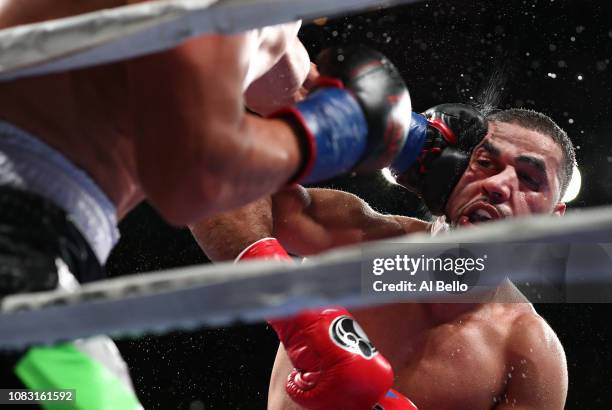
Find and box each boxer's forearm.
[135,114,301,226]
[127,34,305,226]
[190,197,274,262]
[272,186,429,256]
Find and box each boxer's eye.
[519,172,541,191]
[476,159,493,169]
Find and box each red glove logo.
[329,315,378,359]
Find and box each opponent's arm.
[272,185,429,256]
[190,197,274,262]
[128,37,412,226]
[127,27,305,225]
[496,313,568,410]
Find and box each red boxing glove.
[271,307,393,410]
[374,389,418,410]
[235,237,292,262]
[236,238,394,410]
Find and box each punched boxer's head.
[444,108,576,228]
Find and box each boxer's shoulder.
[499,310,568,407]
[506,309,565,362]
[485,281,563,356]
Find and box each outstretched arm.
[272,185,429,256]
[126,11,308,225]
[191,186,428,260]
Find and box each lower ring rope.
[1,205,611,349]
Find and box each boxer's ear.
[552,202,566,217]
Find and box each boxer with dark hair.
[485,108,575,200]
[192,107,571,409]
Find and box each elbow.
[145,168,232,226]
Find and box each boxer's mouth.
[469,208,495,223]
[458,202,502,226]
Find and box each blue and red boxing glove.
[273,45,413,184]
[236,238,418,410]
[390,103,488,215]
[273,45,487,216]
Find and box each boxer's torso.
[0,66,143,219]
[269,284,538,410]
[352,301,534,410]
[0,0,144,218]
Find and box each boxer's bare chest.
[354,304,517,410]
[395,319,509,409]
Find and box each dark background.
[108,0,612,408]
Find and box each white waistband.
[0,121,119,264]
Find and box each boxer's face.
[445,121,566,228]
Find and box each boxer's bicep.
[498,314,567,410]
[268,344,304,410]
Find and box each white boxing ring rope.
[1,205,612,349]
[0,0,423,82]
